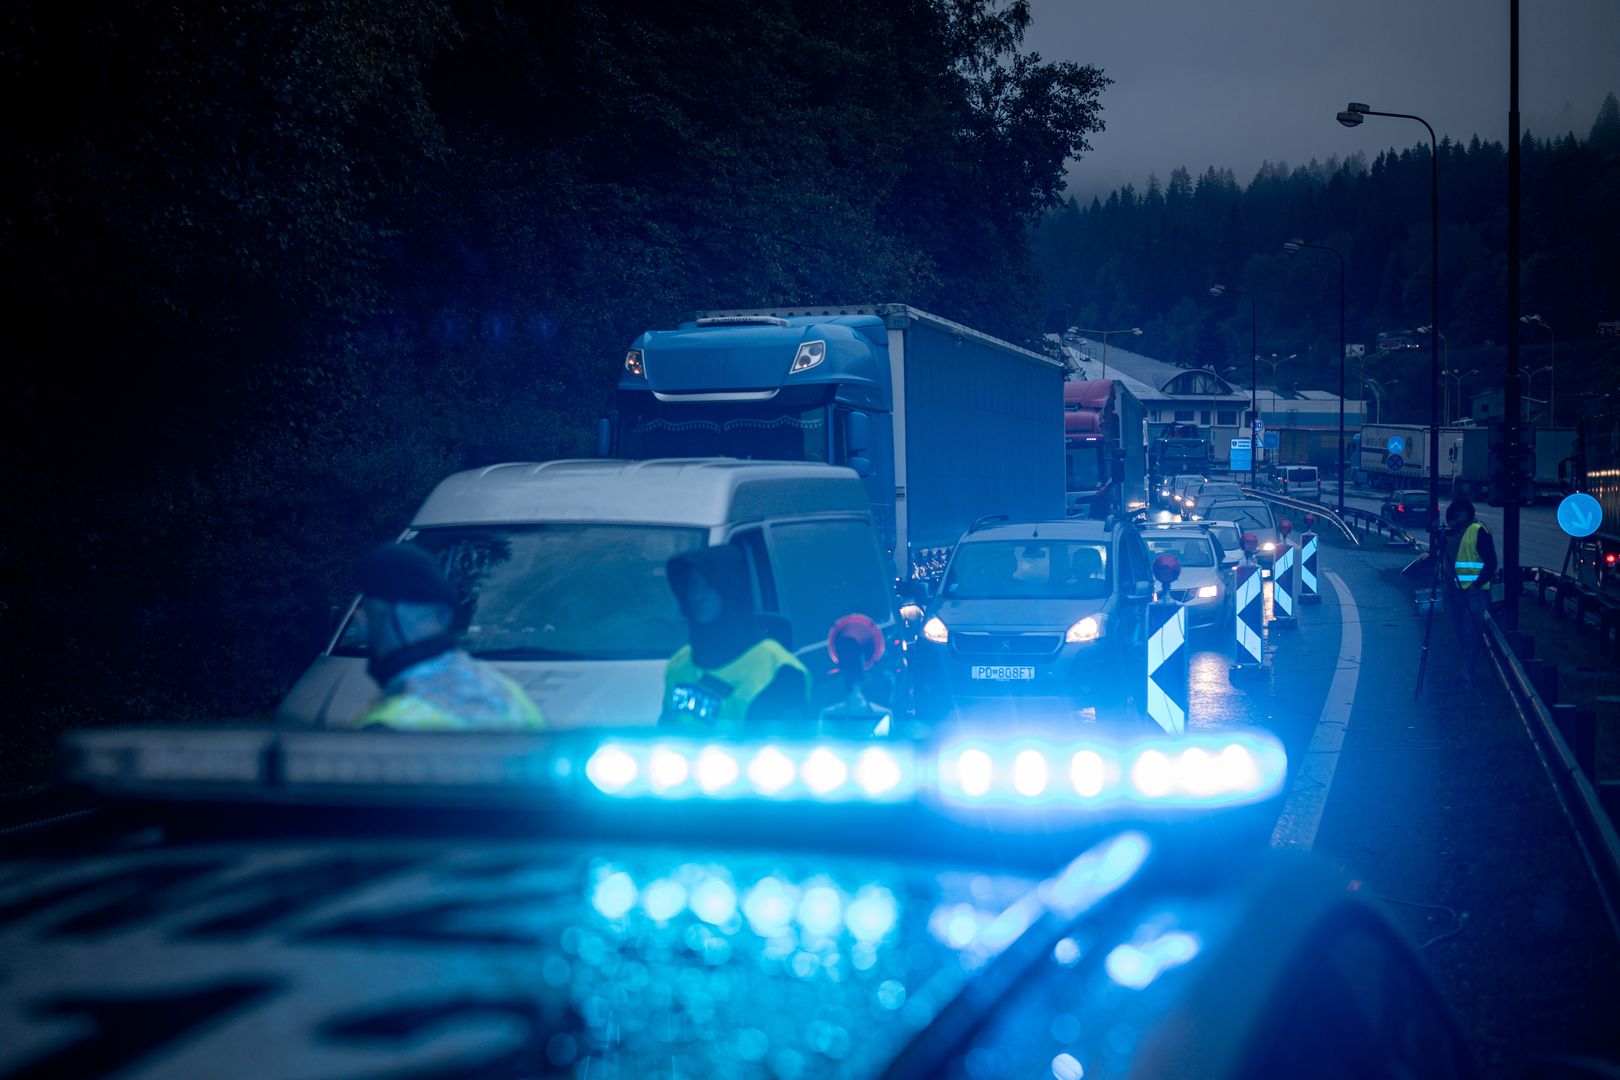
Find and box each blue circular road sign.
[1386,454,1404,472]
[1557,492,1602,538]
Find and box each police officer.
[1442,498,1497,688]
[661,546,809,732]
[349,542,546,730]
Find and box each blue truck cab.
[617,306,1064,580]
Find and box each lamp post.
[1441,367,1477,424]
[1209,285,1257,484]
[1416,326,1448,417]
[1284,237,1348,512]
[1072,326,1143,379]
[1520,314,1554,424]
[1339,101,1441,548]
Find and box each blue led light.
[1105,929,1201,990]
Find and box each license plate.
[971,665,1036,681]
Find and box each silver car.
[1140,523,1230,629]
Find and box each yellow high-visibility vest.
[663,639,808,732]
[1454,522,1486,590]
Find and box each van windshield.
[334,525,708,661]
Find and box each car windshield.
[943,539,1112,600]
[334,524,708,661]
[1208,524,1243,556]
[1209,502,1275,533]
[1197,484,1241,500]
[1145,535,1216,568]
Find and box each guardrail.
[1483,613,1620,937]
[1517,565,1620,658]
[1235,488,1424,550]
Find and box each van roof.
[412,459,870,529]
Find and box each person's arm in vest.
[747,667,811,729]
[1476,526,1498,588]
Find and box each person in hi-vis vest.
[660,546,810,732]
[1442,498,1497,688]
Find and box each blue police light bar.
[584,732,1286,812]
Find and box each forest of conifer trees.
[1035,93,1620,424]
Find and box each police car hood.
[0,836,1047,1078]
[932,595,1109,632]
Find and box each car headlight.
[922,616,949,643]
[1066,616,1102,643]
[1261,541,1276,552]
[1197,584,1219,599]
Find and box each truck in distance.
[616,305,1065,580]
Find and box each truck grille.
[952,633,1062,657]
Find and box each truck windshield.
[334,525,708,661]
[621,401,829,461]
[1065,446,1103,491]
[943,540,1112,600]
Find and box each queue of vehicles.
[1,309,1491,1078]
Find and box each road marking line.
[1270,570,1361,850]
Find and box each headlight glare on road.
[1066,616,1101,643]
[923,616,949,643]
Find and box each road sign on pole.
[1557,492,1601,538]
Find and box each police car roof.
[411,459,869,529]
[963,519,1117,543]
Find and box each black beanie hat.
[357,542,457,606]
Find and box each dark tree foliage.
[0,0,1107,783]
[1035,95,1620,421]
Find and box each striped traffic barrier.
[1148,553,1190,734]
[1299,520,1321,604]
[1270,518,1298,629]
[1229,561,1267,681]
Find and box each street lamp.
[1520,314,1555,424]
[1365,377,1399,425]
[1209,284,1258,484]
[1441,367,1477,424]
[1284,237,1349,512]
[1416,326,1449,418]
[1338,101,1441,547]
[1071,326,1142,379]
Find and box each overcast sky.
[1026,0,1620,202]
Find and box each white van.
[1269,465,1321,501]
[276,459,898,729]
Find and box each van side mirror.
[845,410,871,455]
[848,455,873,478]
[595,418,614,458]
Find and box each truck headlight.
[1197,585,1219,599]
[624,349,645,377]
[1066,616,1102,643]
[923,616,949,644]
[790,340,827,373]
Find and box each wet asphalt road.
[1184,534,1620,1075]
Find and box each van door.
[756,517,896,709]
